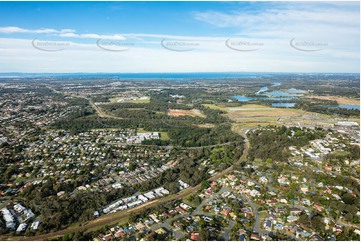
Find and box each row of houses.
[1,207,16,230]
[1,205,38,233]
[102,187,170,214]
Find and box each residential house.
[250,233,260,241]
[190,232,200,241]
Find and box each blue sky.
[0,1,359,73]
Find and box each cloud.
[193,2,359,28]
[58,32,125,40]
[0,26,227,42]
[0,37,359,73]
[0,26,75,34]
[191,2,359,64]
[192,2,360,38]
[0,2,358,73]
[0,26,125,40]
[123,33,225,41]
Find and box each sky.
[0,1,359,73]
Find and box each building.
[250,233,260,241]
[335,121,359,128]
[264,220,272,231]
[287,215,299,223]
[300,184,309,193]
[16,223,27,233]
[30,221,40,230]
[190,232,200,241]
[1,208,16,230]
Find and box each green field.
[159,132,170,141]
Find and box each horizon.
[0,71,360,79]
[0,71,360,74]
[0,1,359,73]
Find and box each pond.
[264,91,298,97]
[272,102,296,108]
[326,104,360,110]
[259,97,294,101]
[232,95,254,102]
[256,86,269,94]
[233,82,303,103]
[287,88,306,94]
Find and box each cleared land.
[225,104,305,119]
[198,123,216,128]
[309,95,360,105]
[207,103,357,129]
[109,96,150,104]
[168,109,205,117]
[203,103,227,111]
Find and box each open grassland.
[308,95,360,105]
[202,103,228,111]
[232,122,279,133]
[198,123,216,128]
[159,131,170,140]
[168,109,205,118]
[207,102,357,130]
[225,104,305,119]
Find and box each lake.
[264,91,298,97]
[232,96,295,102]
[234,82,302,103]
[326,104,360,110]
[272,102,296,108]
[232,95,254,102]
[287,88,306,94]
[256,86,269,94]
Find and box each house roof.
[190,232,200,241]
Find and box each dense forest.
[52,90,238,147]
[248,126,327,162]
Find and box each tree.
[342,193,357,205]
[265,158,273,163]
[201,180,209,190]
[166,182,179,194]
[200,228,211,240]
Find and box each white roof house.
[16,223,27,232]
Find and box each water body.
[232,96,295,102]
[259,97,294,101]
[232,95,254,102]
[264,91,298,97]
[287,88,306,94]
[272,82,281,87]
[326,104,360,110]
[256,86,269,94]
[255,82,281,95]
[272,102,296,108]
[233,82,302,103]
